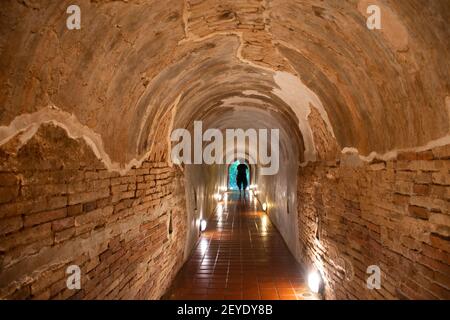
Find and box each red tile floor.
[164,191,319,300]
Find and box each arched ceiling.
[0,0,449,167]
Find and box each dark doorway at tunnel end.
[228,160,251,191]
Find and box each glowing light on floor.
[261,215,268,226]
[308,271,322,293]
[260,215,268,233]
[216,203,223,216]
[199,238,208,255]
[200,219,207,232]
[262,202,267,211]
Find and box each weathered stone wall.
[297,145,450,299]
[0,123,187,299]
[0,0,448,301]
[2,1,448,164]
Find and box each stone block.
[47,196,68,210]
[68,189,110,205]
[54,227,76,244]
[430,214,450,228]
[413,184,430,196]
[0,216,23,236]
[0,173,19,186]
[408,205,429,220]
[0,223,52,251]
[432,144,450,159]
[67,204,83,216]
[432,172,450,186]
[0,186,19,204]
[52,216,75,231]
[24,208,67,227]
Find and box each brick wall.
[2,122,449,300]
[0,123,187,299]
[297,145,450,299]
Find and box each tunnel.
[0,0,449,300]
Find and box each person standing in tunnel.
[236,161,248,194]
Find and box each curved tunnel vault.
[0,0,449,300]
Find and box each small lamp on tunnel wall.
[308,270,323,294]
[262,202,267,212]
[200,219,207,232]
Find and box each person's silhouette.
[236,162,248,194]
